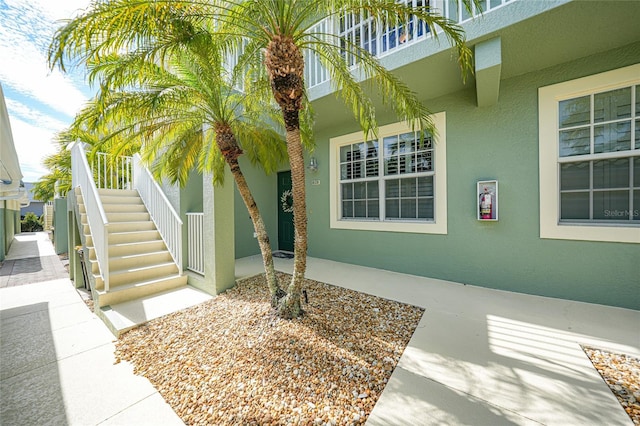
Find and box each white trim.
[329,112,447,234]
[538,64,640,244]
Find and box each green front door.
[277,171,294,252]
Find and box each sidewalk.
[0,232,183,426]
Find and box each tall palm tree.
[50,0,477,318]
[220,0,477,318]
[71,28,291,305]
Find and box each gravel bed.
[583,346,640,425]
[115,272,424,425]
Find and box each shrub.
[21,212,44,232]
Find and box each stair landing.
[98,286,213,337]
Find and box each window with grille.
[558,85,639,223]
[538,64,640,244]
[330,115,447,235]
[339,132,434,221]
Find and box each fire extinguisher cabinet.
[477,180,498,221]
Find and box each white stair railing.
[186,213,205,275]
[132,154,183,272]
[71,142,110,291]
[94,152,133,189]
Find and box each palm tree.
[70,28,291,305]
[33,127,101,202]
[220,0,477,318]
[33,146,71,202]
[49,0,477,318]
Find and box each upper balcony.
[304,0,515,90]
[306,0,640,130]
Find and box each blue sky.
[0,0,92,182]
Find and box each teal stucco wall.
[1,202,20,261]
[0,205,5,261]
[53,198,68,255]
[298,44,640,310]
[234,157,279,259]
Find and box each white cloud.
[0,0,91,181]
[4,98,68,132]
[19,0,91,21]
[9,115,59,182]
[0,0,90,118]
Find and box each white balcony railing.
[94,152,133,190]
[304,0,514,88]
[133,154,183,272]
[186,213,205,275]
[71,142,111,291]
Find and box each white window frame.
[539,64,640,244]
[330,112,447,234]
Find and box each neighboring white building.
[0,84,29,261]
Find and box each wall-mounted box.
[477,180,498,221]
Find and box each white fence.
[132,154,183,272]
[71,143,111,291]
[186,213,205,275]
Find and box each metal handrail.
[132,154,183,271]
[71,142,110,291]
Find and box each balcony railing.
[304,0,514,88]
[94,152,133,190]
[186,212,205,275]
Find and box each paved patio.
[1,232,637,425]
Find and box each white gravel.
[583,346,640,425]
[115,272,424,425]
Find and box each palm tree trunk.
[215,124,282,303]
[278,126,307,319]
[228,158,284,306]
[265,34,307,319]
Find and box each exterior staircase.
[70,144,212,336]
[76,187,188,308]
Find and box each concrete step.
[95,273,188,308]
[104,261,179,288]
[78,192,139,206]
[108,251,174,272]
[108,230,162,244]
[106,212,151,222]
[108,240,167,257]
[107,221,157,233]
[97,188,138,197]
[84,219,155,235]
[103,203,148,213]
[97,285,213,337]
[100,195,143,205]
[90,251,173,275]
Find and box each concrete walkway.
[1,233,637,425]
[0,232,183,426]
[237,255,640,426]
